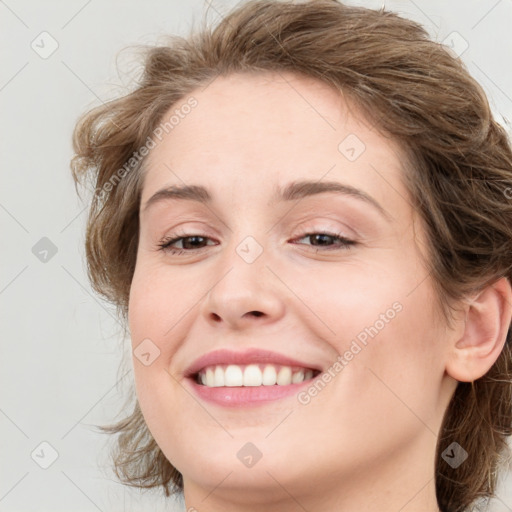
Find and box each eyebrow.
[142,180,392,221]
[273,180,391,221]
[143,184,211,212]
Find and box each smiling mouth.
[194,363,321,387]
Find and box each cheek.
[128,262,202,349]
[127,264,199,451]
[294,256,445,423]
[127,264,188,404]
[278,255,414,345]
[326,284,445,440]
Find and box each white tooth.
[224,365,243,386]
[205,367,215,387]
[200,372,207,385]
[304,369,314,381]
[291,369,305,384]
[243,364,263,386]
[213,366,225,387]
[276,366,292,385]
[262,365,277,385]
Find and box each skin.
[128,71,512,512]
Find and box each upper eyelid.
[161,227,354,241]
[157,216,357,236]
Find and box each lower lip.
[187,377,314,407]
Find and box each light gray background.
[1,1,512,511]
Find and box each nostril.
[210,311,264,322]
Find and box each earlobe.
[446,277,512,383]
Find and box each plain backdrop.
[1,1,512,511]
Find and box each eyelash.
[157,231,356,255]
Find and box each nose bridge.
[202,232,286,327]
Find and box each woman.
[70,1,512,511]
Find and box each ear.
[446,277,512,382]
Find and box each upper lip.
[184,348,323,377]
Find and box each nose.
[202,243,286,330]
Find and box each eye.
[157,230,356,256]
[157,234,218,254]
[291,231,356,251]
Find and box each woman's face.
[129,72,457,507]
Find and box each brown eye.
[292,232,356,250]
[308,234,337,246]
[158,235,217,253]
[175,236,208,249]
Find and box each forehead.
[141,71,408,208]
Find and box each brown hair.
[70,1,512,510]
